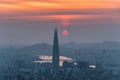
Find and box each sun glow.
[62,30,69,36]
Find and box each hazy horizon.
[0,40,120,47]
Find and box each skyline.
[0,0,120,45]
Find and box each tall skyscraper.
[52,28,59,69]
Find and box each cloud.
[0,8,119,18]
[1,0,120,10]
[0,0,120,24]
[1,8,119,15]
[0,0,64,4]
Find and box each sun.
[62,30,69,36]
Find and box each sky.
[0,0,120,45]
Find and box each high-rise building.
[52,28,59,69]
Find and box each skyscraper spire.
[52,28,59,69]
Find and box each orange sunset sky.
[0,0,120,22]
